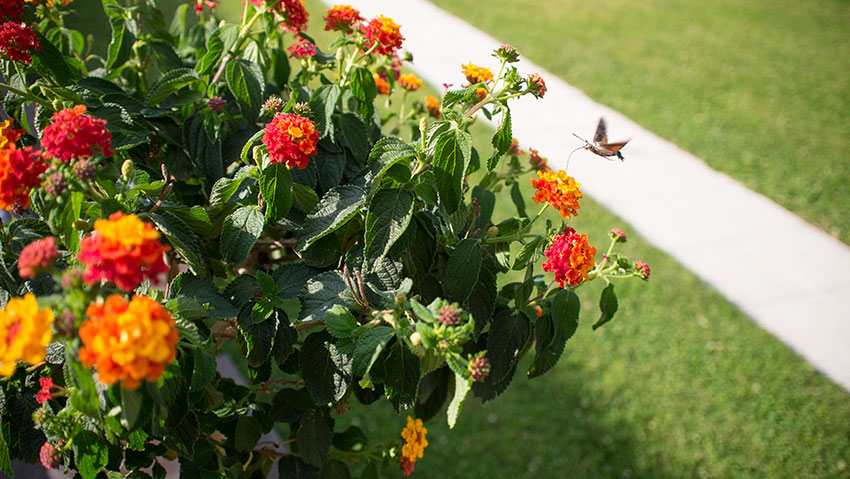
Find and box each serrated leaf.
[447,372,471,429]
[226,59,264,122]
[593,283,619,330]
[444,239,483,303]
[163,411,198,460]
[300,333,352,405]
[67,347,101,420]
[299,271,354,323]
[351,326,394,378]
[488,109,512,170]
[30,31,75,85]
[310,84,341,141]
[529,289,580,378]
[106,13,135,71]
[293,183,320,212]
[221,206,264,265]
[469,265,497,335]
[349,66,376,123]
[236,304,278,367]
[360,462,379,479]
[260,163,293,222]
[384,342,420,411]
[441,83,484,109]
[149,211,207,275]
[196,24,238,75]
[190,343,217,392]
[297,411,333,468]
[146,68,202,106]
[278,456,320,479]
[235,416,262,452]
[321,460,351,479]
[510,181,527,218]
[0,429,11,478]
[339,113,371,164]
[487,309,531,383]
[73,430,108,479]
[324,304,357,339]
[512,236,545,271]
[120,386,150,431]
[364,188,414,260]
[295,185,366,252]
[433,129,472,213]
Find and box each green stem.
[0,83,51,109]
[518,203,549,235]
[481,232,539,245]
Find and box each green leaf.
[447,372,471,429]
[163,411,198,460]
[120,386,150,431]
[30,31,75,85]
[384,341,420,412]
[295,185,366,253]
[352,326,394,378]
[278,456,320,479]
[471,185,495,234]
[321,460,351,479]
[210,175,251,206]
[366,137,416,187]
[433,129,472,213]
[184,115,224,189]
[149,211,207,275]
[364,188,414,260]
[510,181,527,218]
[260,163,294,222]
[226,59,265,123]
[593,283,619,330]
[444,239,483,303]
[488,109,512,170]
[360,462,379,479]
[487,309,531,383]
[310,84,341,141]
[0,428,11,478]
[221,206,264,265]
[297,410,333,468]
[332,426,368,452]
[293,183,320,212]
[73,430,108,479]
[190,343,217,392]
[324,304,357,339]
[441,83,484,109]
[512,236,545,271]
[235,416,262,452]
[300,332,352,405]
[146,68,202,106]
[196,24,238,75]
[105,12,135,71]
[469,265,497,333]
[236,304,279,367]
[339,113,371,164]
[299,271,354,323]
[67,347,101,420]
[529,289,580,378]
[349,66,376,122]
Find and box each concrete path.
[333,0,850,391]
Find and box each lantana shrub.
[0,0,651,477]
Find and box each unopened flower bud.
[39,441,62,469]
[43,173,66,196]
[635,261,651,280]
[263,96,283,114]
[121,160,133,182]
[72,158,96,180]
[419,117,427,137]
[60,269,83,289]
[253,145,263,163]
[335,399,349,415]
[468,355,490,382]
[437,304,462,326]
[527,73,547,99]
[409,331,422,347]
[437,338,451,352]
[56,310,76,336]
[486,226,499,238]
[394,291,407,307]
[608,228,627,243]
[207,96,224,112]
[293,102,311,117]
[32,407,47,426]
[493,44,520,63]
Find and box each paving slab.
[332,0,850,391]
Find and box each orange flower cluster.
[461,62,493,84]
[77,212,170,291]
[373,73,390,95]
[398,73,422,91]
[262,113,320,169]
[400,416,428,476]
[79,295,178,389]
[0,144,47,209]
[0,294,54,376]
[361,15,403,56]
[542,228,596,287]
[530,170,582,219]
[323,4,362,33]
[424,96,441,119]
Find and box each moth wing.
[599,139,630,153]
[593,118,607,143]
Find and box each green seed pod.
[121,160,133,182]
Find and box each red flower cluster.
[39,441,61,469]
[0,119,23,148]
[542,228,597,287]
[287,37,317,59]
[193,0,218,14]
[77,212,170,291]
[323,4,362,33]
[280,0,309,34]
[0,22,41,64]
[262,113,319,169]
[40,105,114,162]
[0,0,24,22]
[0,144,46,209]
[18,236,58,278]
[36,377,53,404]
[635,261,651,279]
[361,15,403,56]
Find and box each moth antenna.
[566,146,583,173]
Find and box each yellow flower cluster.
[461,63,493,84]
[398,73,423,92]
[400,416,428,463]
[0,294,54,376]
[93,212,162,248]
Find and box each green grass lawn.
[430,0,850,245]
[168,1,850,477]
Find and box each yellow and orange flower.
[323,4,362,33]
[361,15,403,56]
[373,73,390,95]
[262,113,320,169]
[461,63,493,84]
[0,120,23,149]
[424,96,441,119]
[77,212,170,292]
[398,73,422,91]
[79,294,178,389]
[400,416,428,463]
[0,294,54,376]
[530,170,582,219]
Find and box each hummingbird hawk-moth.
[570,117,630,162]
